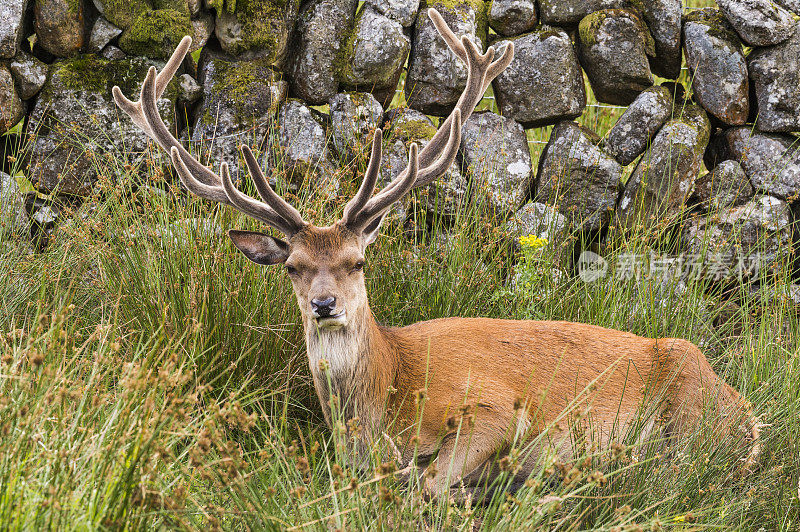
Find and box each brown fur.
[110,18,760,494]
[278,225,760,492]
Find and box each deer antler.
[343,8,514,232]
[112,9,512,237]
[112,36,306,236]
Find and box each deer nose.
[311,297,336,317]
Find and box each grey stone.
[492,28,585,128]
[177,73,202,104]
[750,282,800,308]
[118,8,192,60]
[717,0,796,47]
[637,0,682,79]
[28,55,180,196]
[578,9,654,106]
[10,51,48,100]
[0,0,29,59]
[536,121,622,232]
[192,53,287,184]
[774,0,800,14]
[190,12,215,53]
[747,24,800,133]
[538,0,627,26]
[616,109,711,231]
[682,195,792,275]
[604,86,673,165]
[287,0,358,105]
[89,16,122,53]
[706,127,800,200]
[460,111,531,217]
[338,6,410,104]
[364,0,419,27]
[101,45,126,60]
[683,9,749,126]
[277,100,338,195]
[381,108,466,219]
[189,0,203,16]
[0,66,24,134]
[691,160,754,211]
[31,204,59,226]
[0,171,28,237]
[214,0,299,63]
[27,198,61,249]
[34,0,86,57]
[406,3,486,116]
[488,0,537,37]
[91,0,148,30]
[329,92,383,161]
[503,201,568,253]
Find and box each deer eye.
[352,260,365,273]
[285,265,298,276]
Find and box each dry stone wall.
[0,0,799,290]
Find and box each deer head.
[112,10,513,333]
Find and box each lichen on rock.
[578,9,655,105]
[27,54,181,195]
[214,0,299,64]
[119,9,193,60]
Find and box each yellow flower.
[519,235,548,250]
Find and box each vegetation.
[2,117,798,529]
[1,2,797,525]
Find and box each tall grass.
[3,8,799,523]
[1,122,798,528]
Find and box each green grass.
[1,119,799,529]
[2,1,798,526]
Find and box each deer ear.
[362,213,388,247]
[228,230,289,265]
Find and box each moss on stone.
[200,57,283,124]
[580,9,654,56]
[118,9,193,60]
[153,0,190,12]
[335,7,362,81]
[680,104,711,147]
[49,54,180,100]
[685,7,741,44]
[428,0,488,45]
[96,0,153,30]
[333,5,361,82]
[219,0,296,59]
[207,0,236,15]
[391,118,437,141]
[578,10,611,49]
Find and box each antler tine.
[240,145,305,229]
[169,147,227,204]
[112,36,192,139]
[486,41,514,90]
[392,9,514,190]
[428,8,468,63]
[170,147,295,234]
[156,36,191,98]
[352,143,419,229]
[219,162,297,233]
[342,9,513,233]
[342,129,383,226]
[114,40,305,236]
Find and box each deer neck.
[304,303,396,429]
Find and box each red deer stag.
[113,10,760,494]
